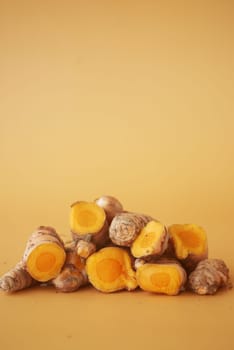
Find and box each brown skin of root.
[76,240,96,258]
[94,195,124,224]
[0,262,36,293]
[36,226,65,247]
[52,249,88,292]
[189,258,232,295]
[52,266,87,292]
[109,212,154,247]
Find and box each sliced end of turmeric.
[70,201,106,235]
[168,224,207,260]
[26,243,66,282]
[131,221,168,258]
[136,263,186,295]
[86,247,138,293]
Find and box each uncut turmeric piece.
[136,260,187,296]
[52,248,88,292]
[23,226,66,282]
[76,239,96,259]
[86,247,138,293]
[189,259,232,295]
[167,224,208,272]
[131,221,169,258]
[109,212,153,247]
[95,195,124,224]
[0,262,36,293]
[70,201,109,249]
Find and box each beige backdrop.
[0,1,233,349]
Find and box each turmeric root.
[52,248,88,292]
[167,224,208,272]
[189,259,232,295]
[134,258,147,270]
[0,262,36,293]
[109,212,153,247]
[76,239,96,259]
[131,221,169,258]
[23,226,66,282]
[95,195,124,224]
[70,201,109,248]
[136,260,187,295]
[86,247,138,293]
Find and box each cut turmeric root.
[70,201,109,248]
[86,247,138,293]
[167,224,208,272]
[23,226,66,282]
[109,212,153,247]
[131,221,169,258]
[136,261,187,295]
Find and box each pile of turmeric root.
[0,196,232,295]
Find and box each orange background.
[0,1,233,349]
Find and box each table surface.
[1,227,234,350]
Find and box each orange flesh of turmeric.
[150,272,170,288]
[176,230,201,249]
[96,259,122,282]
[36,253,56,272]
[76,210,97,227]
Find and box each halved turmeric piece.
[23,226,66,282]
[109,212,153,246]
[136,261,187,295]
[70,201,109,248]
[86,247,138,293]
[131,220,169,258]
[167,224,208,272]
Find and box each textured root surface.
[189,258,232,295]
[109,212,153,246]
[52,249,88,292]
[0,262,35,293]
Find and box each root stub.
[136,262,187,295]
[95,195,124,224]
[0,262,35,293]
[189,258,232,295]
[52,249,88,292]
[86,247,138,293]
